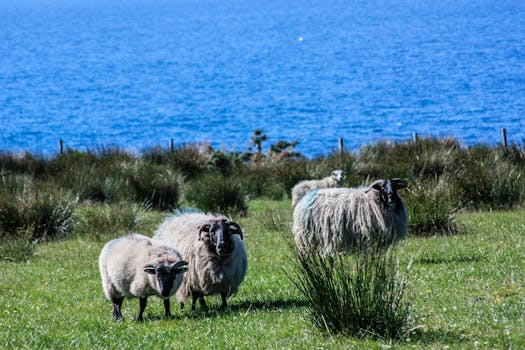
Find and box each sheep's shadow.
[175,297,308,319]
[407,328,472,346]
[230,298,308,312]
[413,254,485,265]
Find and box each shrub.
[449,145,525,209]
[46,149,133,203]
[167,143,209,179]
[127,162,181,210]
[405,181,460,236]
[0,175,76,243]
[52,165,130,203]
[355,137,461,181]
[270,160,310,198]
[240,166,282,200]
[206,151,235,176]
[73,201,149,241]
[289,237,411,339]
[0,151,47,177]
[184,173,247,216]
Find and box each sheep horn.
[365,179,385,193]
[143,263,157,274]
[173,260,188,268]
[391,178,409,191]
[227,221,244,240]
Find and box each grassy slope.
[0,200,523,349]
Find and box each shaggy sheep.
[291,170,345,208]
[98,233,188,321]
[293,178,408,256]
[154,211,247,311]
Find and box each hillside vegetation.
[1,135,524,348]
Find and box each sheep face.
[144,260,188,298]
[331,170,345,184]
[199,219,244,256]
[366,178,408,209]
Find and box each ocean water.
[1,0,524,157]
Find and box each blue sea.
[1,0,524,157]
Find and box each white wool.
[98,233,185,300]
[154,212,247,306]
[291,170,344,208]
[293,185,407,256]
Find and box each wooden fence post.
[412,132,418,143]
[170,138,174,153]
[501,128,507,148]
[58,139,63,154]
[338,138,344,155]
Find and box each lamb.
[153,210,247,311]
[293,178,408,256]
[98,233,188,321]
[291,169,345,208]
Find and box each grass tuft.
[288,236,411,339]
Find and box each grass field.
[0,199,523,349]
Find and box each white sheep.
[293,178,408,256]
[153,211,247,311]
[98,233,188,321]
[291,169,345,208]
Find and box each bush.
[184,173,247,216]
[240,166,283,200]
[167,143,209,179]
[0,175,76,243]
[449,145,525,209]
[355,137,461,181]
[46,149,133,203]
[73,201,149,241]
[289,238,410,339]
[405,181,460,236]
[127,162,181,210]
[0,151,47,177]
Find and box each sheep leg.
[191,292,207,311]
[163,299,171,318]
[112,297,124,321]
[198,296,207,310]
[136,297,147,322]
[220,293,227,309]
[191,293,199,311]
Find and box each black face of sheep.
[199,219,244,256]
[367,178,408,209]
[144,260,189,297]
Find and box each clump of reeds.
[288,235,411,339]
[0,175,76,261]
[127,162,181,210]
[73,201,149,241]
[405,180,460,236]
[449,145,525,209]
[354,137,461,180]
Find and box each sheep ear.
[392,178,409,191]
[198,224,211,241]
[366,180,384,193]
[227,221,244,240]
[143,263,157,275]
[171,260,189,273]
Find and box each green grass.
[0,199,523,349]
